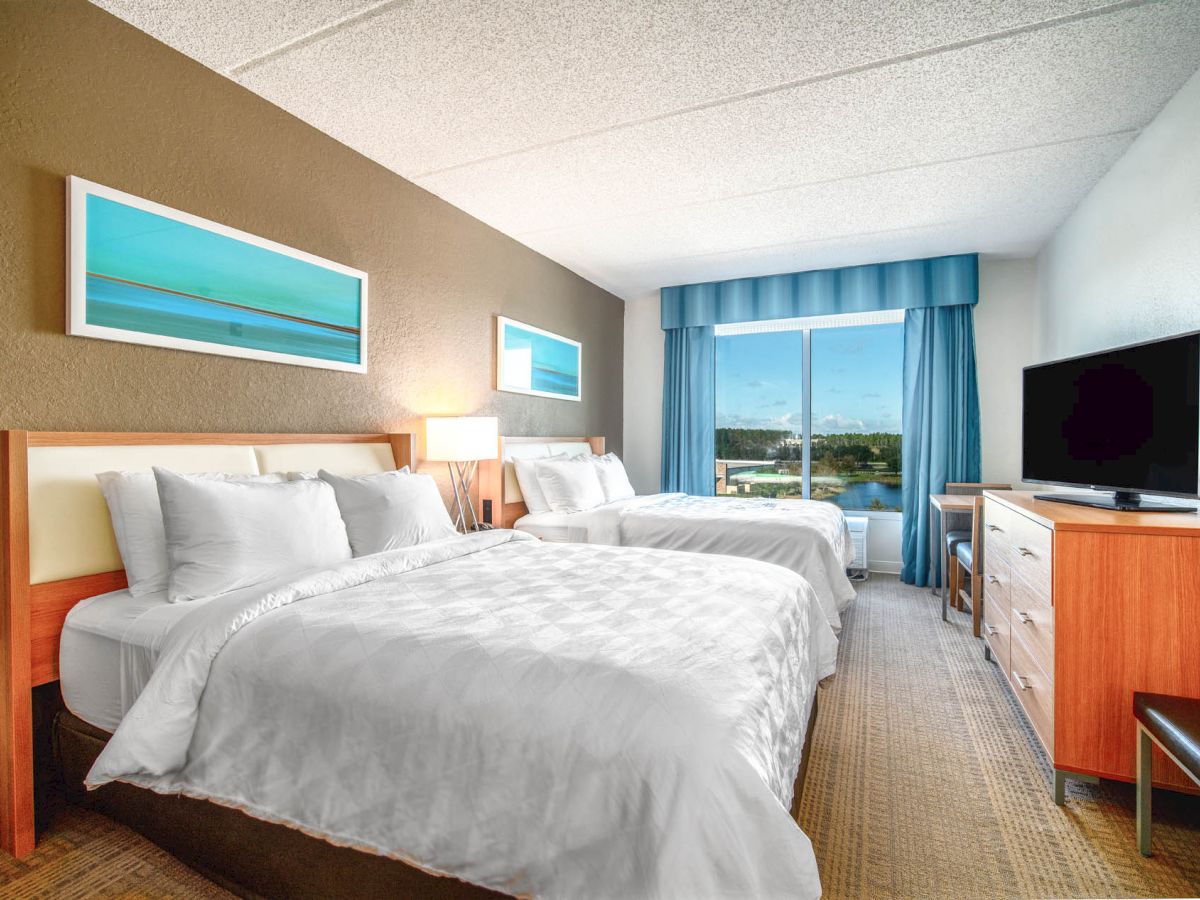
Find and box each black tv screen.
[1023,333,1200,498]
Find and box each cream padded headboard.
[502,441,592,503]
[27,441,397,585]
[254,443,395,478]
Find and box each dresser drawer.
[1008,571,1054,672]
[986,500,1052,595]
[982,601,1009,674]
[982,556,1010,621]
[1010,629,1054,757]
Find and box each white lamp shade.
[425,416,499,462]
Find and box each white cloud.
[815,413,867,432]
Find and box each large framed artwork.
[66,176,368,372]
[496,316,582,401]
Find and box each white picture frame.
[66,176,368,373]
[496,316,582,402]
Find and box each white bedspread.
[87,530,837,899]
[525,494,856,632]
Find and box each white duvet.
[87,530,837,899]
[523,494,857,632]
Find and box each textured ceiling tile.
[416,2,1200,236]
[95,0,1200,298]
[90,0,383,73]
[578,210,1068,298]
[520,134,1132,296]
[233,0,1121,175]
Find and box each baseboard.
[868,561,902,575]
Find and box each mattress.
[60,589,195,732]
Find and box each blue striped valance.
[660,254,978,330]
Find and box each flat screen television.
[1022,331,1200,512]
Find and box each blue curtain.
[661,326,715,495]
[900,305,982,587]
[662,254,977,328]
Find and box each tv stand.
[1033,491,1196,513]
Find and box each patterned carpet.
[798,574,1200,899]
[0,575,1196,898]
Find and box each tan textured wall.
[0,2,623,466]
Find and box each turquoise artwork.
[68,178,367,372]
[497,317,581,401]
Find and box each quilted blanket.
[584,493,856,631]
[88,530,836,899]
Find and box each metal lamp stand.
[446,459,481,532]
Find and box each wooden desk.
[928,493,976,608]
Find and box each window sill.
[839,508,902,521]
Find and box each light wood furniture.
[0,431,414,858]
[980,490,1200,803]
[476,436,605,529]
[949,495,985,637]
[927,493,976,607]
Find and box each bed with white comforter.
[86,529,837,899]
[517,492,857,632]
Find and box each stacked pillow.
[511,452,637,515]
[97,464,458,604]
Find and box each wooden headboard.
[477,436,605,529]
[0,430,414,857]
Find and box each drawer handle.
[1012,671,1032,691]
[1017,547,1035,557]
[987,575,1000,584]
[1014,610,1032,624]
[986,524,1003,532]
[984,624,998,636]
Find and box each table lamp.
[425,416,499,532]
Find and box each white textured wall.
[622,292,664,494]
[975,257,1038,489]
[1037,68,1200,360]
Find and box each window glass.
[715,331,804,498]
[810,323,903,511]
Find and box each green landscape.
[715,428,902,511]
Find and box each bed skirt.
[54,696,819,899]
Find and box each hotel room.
[1,2,1198,898]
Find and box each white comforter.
[87,530,837,899]
[540,494,856,632]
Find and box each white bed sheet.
[516,493,857,631]
[511,509,589,542]
[60,588,194,732]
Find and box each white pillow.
[535,455,606,513]
[318,468,456,556]
[512,453,563,514]
[153,467,352,603]
[96,470,287,597]
[592,453,635,503]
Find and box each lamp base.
[446,460,481,532]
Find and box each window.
[714,311,903,512]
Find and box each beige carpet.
[1,574,1197,898]
[799,574,1200,899]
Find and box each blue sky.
[715,323,903,434]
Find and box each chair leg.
[971,572,983,637]
[948,558,958,609]
[1137,725,1153,856]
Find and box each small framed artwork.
[66,176,368,372]
[496,316,582,401]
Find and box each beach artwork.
[496,316,581,401]
[66,177,367,372]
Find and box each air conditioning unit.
[845,516,869,582]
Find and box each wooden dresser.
[981,491,1200,802]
